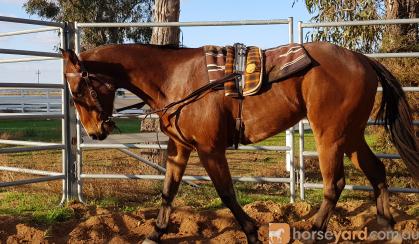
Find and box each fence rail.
[0,26,60,38]
[0,48,61,58]
[0,16,64,27]
[0,83,64,89]
[77,19,290,28]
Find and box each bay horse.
[61,42,418,243]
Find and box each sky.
[0,0,312,84]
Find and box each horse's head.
[61,49,116,140]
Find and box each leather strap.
[115,102,146,113]
[233,43,247,96]
[65,67,115,122]
[233,96,243,149]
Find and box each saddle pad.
[203,43,312,96]
[264,43,312,82]
[204,45,263,97]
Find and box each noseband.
[65,66,115,124]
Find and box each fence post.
[298,21,305,201]
[60,22,81,203]
[285,16,296,203]
[286,128,295,203]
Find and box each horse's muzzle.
[101,119,115,134]
[89,119,115,140]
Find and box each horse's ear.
[61,48,80,66]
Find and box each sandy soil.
[1,200,417,244]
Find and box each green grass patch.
[0,118,140,142]
[114,118,140,133]
[177,182,290,210]
[254,132,317,151]
[0,191,74,225]
[303,189,371,205]
[0,119,62,142]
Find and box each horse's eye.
[72,92,83,100]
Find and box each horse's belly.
[241,80,305,144]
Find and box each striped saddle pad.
[204,43,311,96]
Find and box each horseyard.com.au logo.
[269,223,419,243]
[269,223,290,244]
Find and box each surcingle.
[204,45,263,96]
[203,43,312,97]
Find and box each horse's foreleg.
[146,139,191,242]
[313,141,346,231]
[197,150,261,244]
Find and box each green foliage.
[24,0,154,50]
[296,0,384,52]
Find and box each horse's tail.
[368,59,419,181]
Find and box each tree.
[24,0,154,50]
[383,0,418,51]
[141,0,180,134]
[150,0,180,45]
[299,0,383,52]
[298,0,418,52]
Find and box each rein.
[145,73,240,116]
[66,65,242,147]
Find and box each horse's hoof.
[247,234,261,244]
[142,238,158,244]
[377,216,395,230]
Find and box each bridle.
[65,64,116,125]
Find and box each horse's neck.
[119,46,203,110]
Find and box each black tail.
[368,59,419,181]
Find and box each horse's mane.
[82,43,188,56]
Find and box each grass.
[303,189,370,204]
[0,118,141,142]
[0,119,62,142]
[0,191,73,225]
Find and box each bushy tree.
[25,0,154,50]
[297,0,418,53]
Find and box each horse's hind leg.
[312,137,346,231]
[146,139,191,242]
[197,150,261,244]
[345,137,395,228]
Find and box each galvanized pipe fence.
[0,16,79,204]
[1,16,417,204]
[297,18,419,200]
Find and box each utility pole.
[36,69,40,84]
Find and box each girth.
[232,43,246,149]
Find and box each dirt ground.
[1,199,418,244]
[0,148,417,243]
